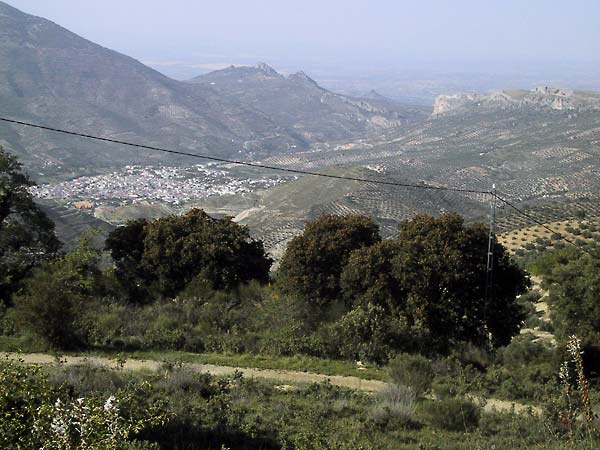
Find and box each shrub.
[47,364,128,396]
[431,378,460,400]
[423,398,480,431]
[388,353,434,397]
[156,363,215,397]
[0,360,163,449]
[449,342,492,371]
[330,303,397,363]
[498,336,554,369]
[13,237,103,349]
[371,384,416,428]
[0,360,54,448]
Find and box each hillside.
[209,89,600,252]
[190,64,426,143]
[0,1,416,179]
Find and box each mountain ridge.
[0,1,419,179]
[433,87,600,115]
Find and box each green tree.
[544,253,600,345]
[0,147,60,305]
[340,239,402,311]
[277,214,380,307]
[106,209,271,300]
[104,218,150,303]
[14,236,103,349]
[341,214,529,350]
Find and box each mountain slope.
[0,1,417,179]
[189,64,425,144]
[205,87,600,251]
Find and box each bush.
[423,398,480,431]
[13,237,103,349]
[498,336,554,369]
[371,384,416,428]
[449,342,492,371]
[388,353,434,397]
[330,303,397,363]
[0,360,162,449]
[156,363,215,397]
[431,377,460,400]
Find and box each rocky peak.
[364,90,387,100]
[531,86,574,97]
[288,70,319,86]
[256,62,281,77]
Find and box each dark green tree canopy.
[104,218,149,302]
[0,147,60,305]
[277,214,381,307]
[538,250,600,345]
[106,209,272,300]
[341,214,529,349]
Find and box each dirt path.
[481,398,542,415]
[2,352,387,393]
[3,352,542,415]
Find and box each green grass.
[0,335,47,353]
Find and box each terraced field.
[37,199,114,247]
[498,219,600,254]
[226,103,600,254]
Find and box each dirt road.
[2,352,542,415]
[2,352,387,392]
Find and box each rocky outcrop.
[288,71,319,87]
[256,62,282,77]
[433,87,600,116]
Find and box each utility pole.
[484,184,497,315]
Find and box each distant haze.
[7,0,600,98]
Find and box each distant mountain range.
[0,1,425,180]
[433,87,600,115]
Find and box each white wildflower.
[104,395,118,411]
[567,335,583,358]
[559,361,570,384]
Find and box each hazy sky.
[7,0,600,79]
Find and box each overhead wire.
[0,115,596,256]
[0,116,490,195]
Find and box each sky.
[7,0,600,82]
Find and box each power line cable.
[0,116,492,195]
[1,115,596,256]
